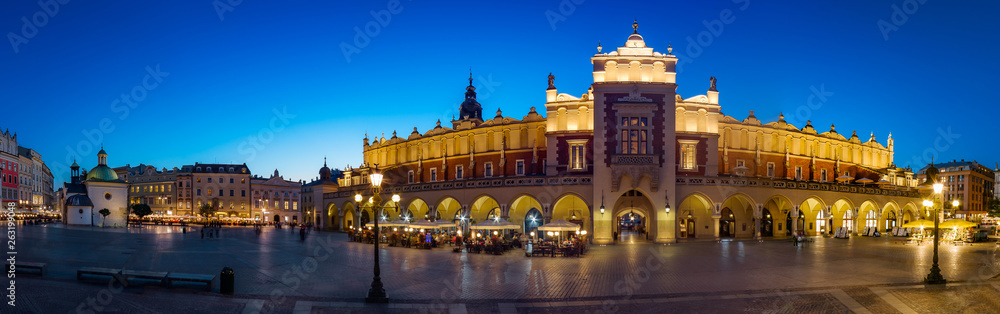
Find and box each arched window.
[865,210,877,228]
[843,210,853,232]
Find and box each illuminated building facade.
[315,22,923,243]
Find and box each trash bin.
[220,267,234,295]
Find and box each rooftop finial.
[324,156,327,167]
[469,67,473,86]
[632,19,638,33]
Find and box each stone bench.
[166,272,216,291]
[77,267,126,286]
[8,261,46,276]
[122,270,168,286]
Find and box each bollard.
[220,267,234,295]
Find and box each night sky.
[2,0,997,185]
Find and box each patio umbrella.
[732,166,750,176]
[434,220,457,229]
[876,179,891,185]
[389,218,409,227]
[408,220,437,230]
[537,219,581,232]
[901,219,935,228]
[836,175,854,182]
[365,218,393,227]
[470,219,519,230]
[940,219,977,229]
[856,178,873,186]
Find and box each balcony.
[611,154,658,166]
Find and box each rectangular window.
[620,117,648,154]
[241,190,246,197]
[430,168,437,182]
[407,170,414,184]
[293,202,298,210]
[284,201,289,210]
[208,178,212,183]
[456,165,463,180]
[230,178,234,183]
[485,163,493,177]
[516,160,525,175]
[767,163,775,177]
[570,143,586,170]
[821,169,828,182]
[795,167,803,180]
[219,190,223,196]
[230,190,234,196]
[680,142,697,170]
[736,160,745,167]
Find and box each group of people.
[200,220,224,239]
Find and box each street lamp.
[923,161,946,285]
[364,164,389,303]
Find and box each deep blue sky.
[2,0,998,185]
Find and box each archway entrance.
[360,211,371,227]
[524,208,542,236]
[273,214,279,222]
[785,211,804,236]
[617,211,645,243]
[761,209,774,237]
[885,211,897,230]
[720,208,735,237]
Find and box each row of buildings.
[58,148,320,226]
[916,159,998,220]
[0,128,55,211]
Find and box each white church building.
[63,148,128,227]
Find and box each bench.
[122,270,169,286]
[78,267,127,287]
[166,272,216,291]
[7,261,46,276]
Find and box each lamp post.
[364,165,389,303]
[925,180,946,285]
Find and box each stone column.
[754,203,763,240]
[712,203,721,241]
[500,204,509,220]
[852,207,860,236]
[791,205,800,235]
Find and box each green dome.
[86,165,119,181]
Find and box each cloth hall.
[312,22,922,244]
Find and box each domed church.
[63,148,128,226]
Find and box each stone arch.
[342,201,357,230]
[403,197,430,221]
[552,193,590,231]
[677,193,713,239]
[901,202,918,223]
[470,195,502,223]
[721,193,755,238]
[831,198,855,233]
[613,189,654,241]
[435,196,463,222]
[880,201,900,231]
[798,196,827,236]
[858,200,880,231]
[763,195,793,237]
[327,203,339,231]
[508,194,543,230]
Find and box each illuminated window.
[569,142,586,170]
[241,179,245,184]
[620,117,648,154]
[484,163,493,177]
[865,210,877,228]
[207,189,212,195]
[241,202,245,209]
[680,141,697,171]
[293,202,297,210]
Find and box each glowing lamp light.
[355,194,362,202]
[581,230,587,235]
[547,231,553,236]
[923,199,933,207]
[933,183,943,194]
[530,231,535,237]
[392,194,400,202]
[952,200,959,207]
[393,228,397,232]
[555,232,559,236]
[493,231,498,235]
[600,205,605,214]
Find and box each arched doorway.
[884,210,897,230]
[785,211,804,236]
[720,208,735,237]
[524,208,542,235]
[273,214,279,222]
[761,209,774,237]
[360,211,371,227]
[617,211,645,243]
[614,189,652,243]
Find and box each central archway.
[524,208,542,235]
[613,189,652,242]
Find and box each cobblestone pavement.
[8,224,1000,313]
